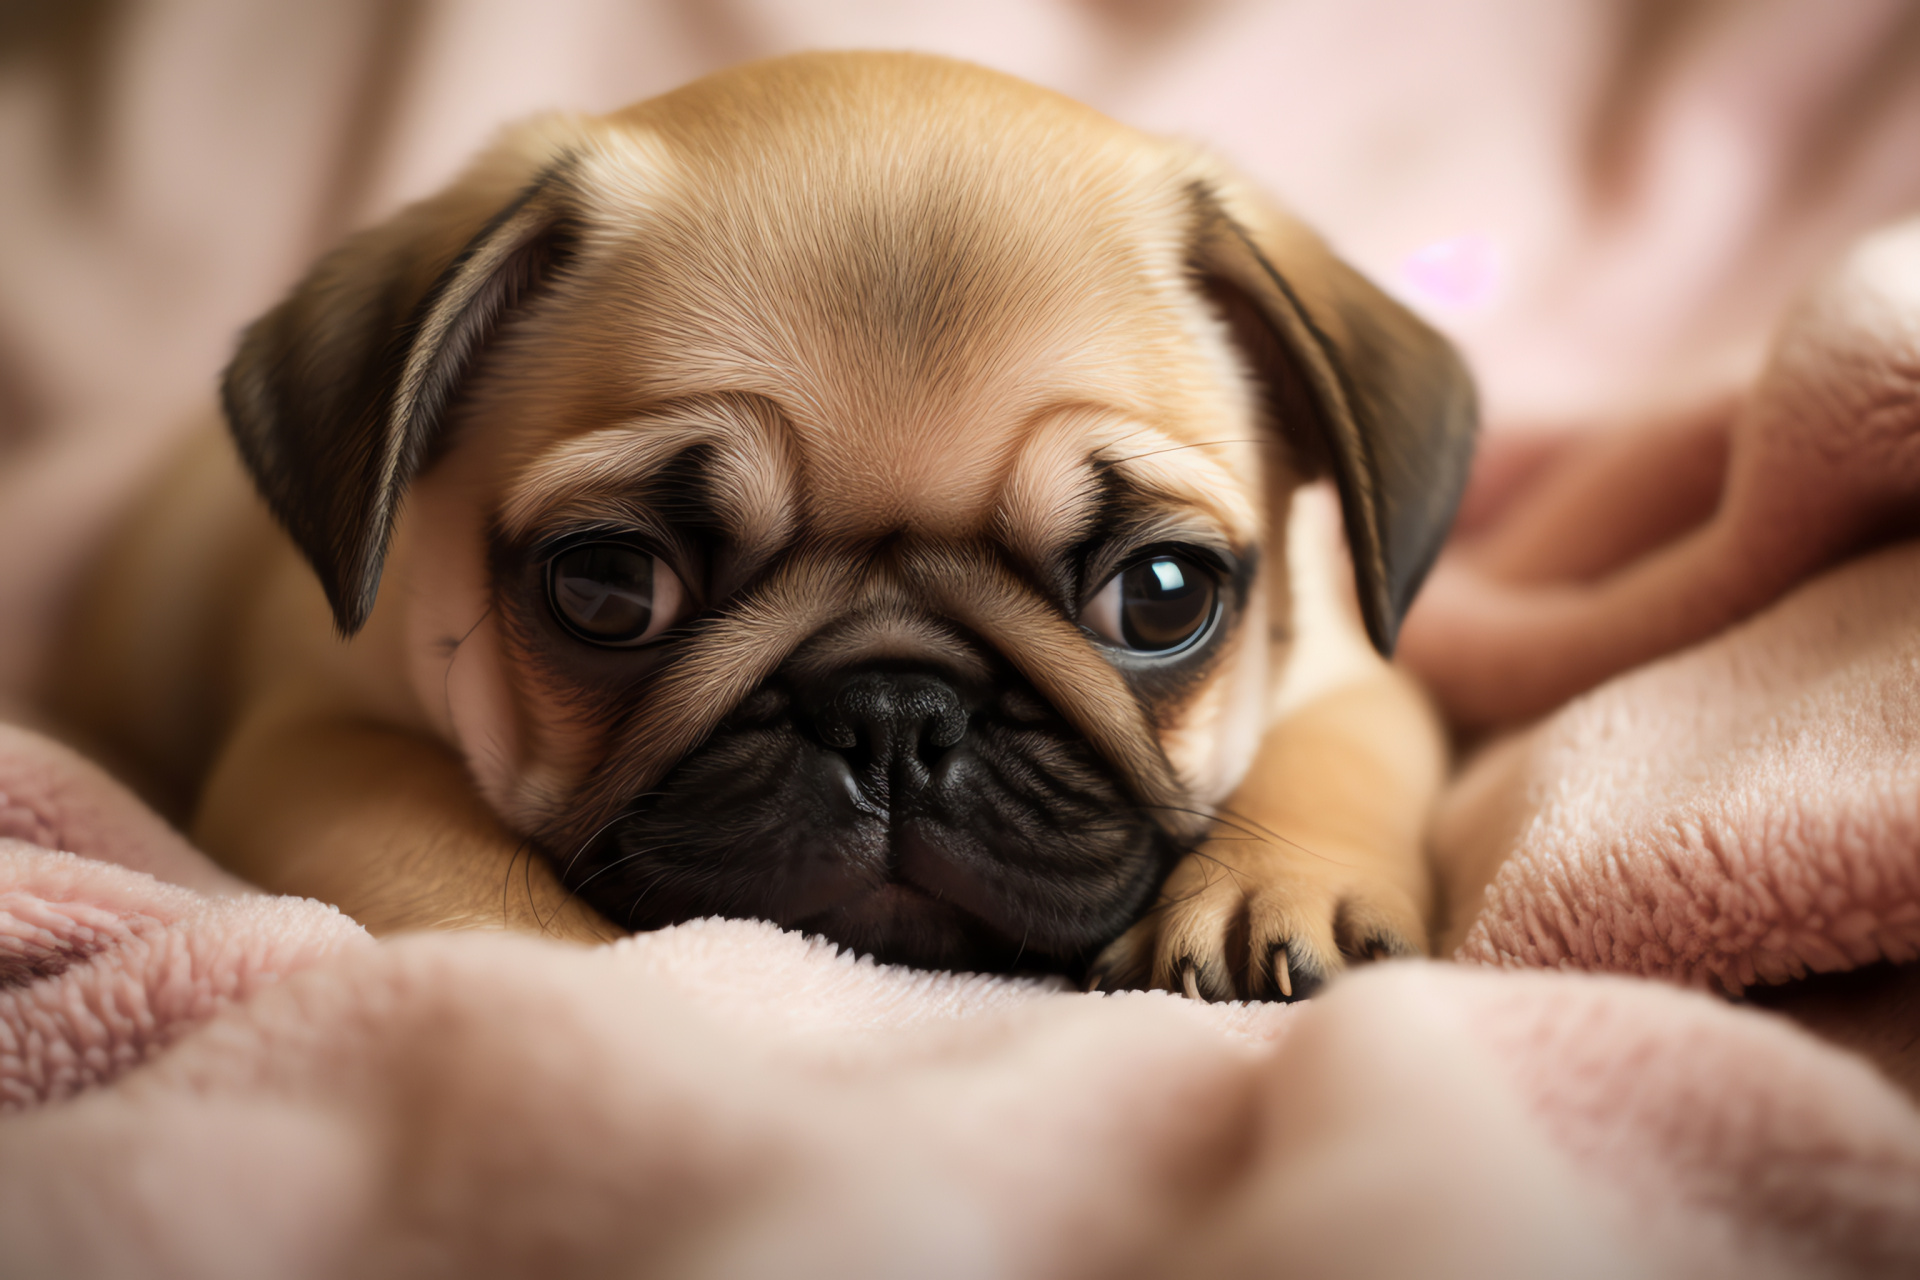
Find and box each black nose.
[810,670,968,797]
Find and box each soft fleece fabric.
[2,761,1918,1278]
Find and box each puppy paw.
[1086,841,1428,1002]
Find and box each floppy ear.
[222,158,577,634]
[1189,187,1477,656]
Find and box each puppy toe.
[1243,892,1339,1002]
[1162,946,1239,1003]
[1086,900,1235,999]
[1089,853,1246,1000]
[1150,867,1248,1001]
[1087,918,1156,992]
[1257,939,1328,1002]
[1333,891,1429,964]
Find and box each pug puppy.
[52,52,1472,1000]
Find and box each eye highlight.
[1083,552,1219,655]
[546,542,688,646]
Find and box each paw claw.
[1259,938,1328,1002]
[1179,960,1203,1003]
[1285,954,1327,1002]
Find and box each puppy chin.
[553,660,1176,973]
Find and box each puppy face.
[224,54,1474,971]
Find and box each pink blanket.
[6,7,1920,1271]
[3,757,1918,1276]
[6,223,1920,1276]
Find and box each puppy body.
[52,54,1470,996]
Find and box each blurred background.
[2,0,1918,716]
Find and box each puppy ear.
[1189,187,1478,656]
[222,159,577,634]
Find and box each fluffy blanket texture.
[4,221,1920,1278]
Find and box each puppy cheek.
[417,602,580,833]
[441,612,530,818]
[395,460,537,824]
[1158,578,1271,805]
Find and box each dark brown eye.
[1083,553,1218,654]
[547,542,686,646]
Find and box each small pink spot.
[1400,234,1501,312]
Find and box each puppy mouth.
[552,663,1177,973]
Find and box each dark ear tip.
[1354,364,1477,661]
[322,565,381,638]
[328,597,374,639]
[1362,606,1399,659]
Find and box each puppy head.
[224,53,1475,971]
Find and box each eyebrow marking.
[996,407,1109,576]
[1096,437,1271,467]
[498,394,799,558]
[1098,435,1263,547]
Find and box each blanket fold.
[1441,541,1920,993]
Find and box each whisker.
[1136,801,1333,863]
[1214,803,1344,866]
[560,795,665,882]
[1136,802,1264,844]
[1096,438,1276,469]
[500,837,526,928]
[439,603,497,737]
[522,835,549,933]
[571,838,676,895]
[622,861,684,931]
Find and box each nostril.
[817,707,860,751]
[924,699,966,751]
[809,671,969,772]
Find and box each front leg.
[194,709,619,942]
[1090,667,1446,1000]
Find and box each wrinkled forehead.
[498,395,1263,566]
[494,102,1264,548]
